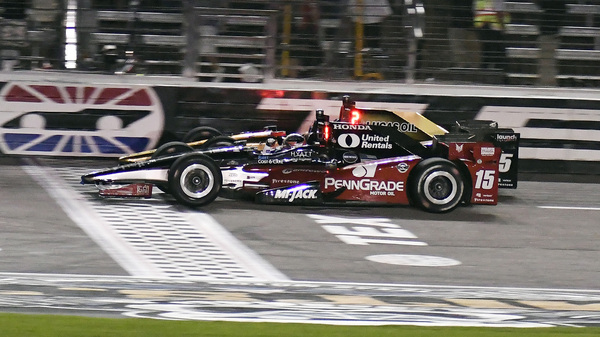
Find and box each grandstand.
[0,0,599,87]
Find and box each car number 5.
[499,153,513,173]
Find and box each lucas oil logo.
[338,133,392,149]
[366,120,418,133]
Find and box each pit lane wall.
[1,71,599,174]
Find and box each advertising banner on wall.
[0,78,599,174]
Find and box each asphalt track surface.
[1,156,599,327]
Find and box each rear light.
[350,109,361,124]
[324,124,330,141]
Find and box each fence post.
[264,10,277,80]
[182,0,198,77]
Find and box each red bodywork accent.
[99,183,153,198]
[447,142,501,205]
[322,157,419,204]
[250,157,421,205]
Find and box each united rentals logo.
[338,133,392,149]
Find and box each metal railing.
[1,0,599,87]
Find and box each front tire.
[409,158,464,213]
[169,154,222,207]
[151,141,194,193]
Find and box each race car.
[81,96,519,213]
[117,126,287,164]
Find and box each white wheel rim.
[423,171,457,205]
[180,164,214,199]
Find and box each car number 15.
[475,170,495,190]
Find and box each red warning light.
[350,109,361,124]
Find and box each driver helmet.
[282,133,305,148]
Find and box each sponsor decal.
[272,179,300,185]
[352,163,377,178]
[282,168,327,174]
[337,133,392,150]
[342,151,359,163]
[258,158,284,164]
[99,183,153,197]
[291,150,314,158]
[222,167,269,189]
[338,133,360,148]
[324,177,404,196]
[474,192,495,203]
[496,134,518,142]
[455,144,464,153]
[480,147,496,156]
[366,121,418,133]
[332,124,372,131]
[274,188,318,202]
[397,163,409,173]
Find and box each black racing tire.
[409,158,464,213]
[183,126,222,143]
[200,135,236,150]
[152,141,194,159]
[168,153,222,207]
[151,141,194,193]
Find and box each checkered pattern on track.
[25,159,284,281]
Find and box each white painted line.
[538,206,600,211]
[21,160,167,278]
[366,254,461,267]
[22,159,289,282]
[183,212,290,281]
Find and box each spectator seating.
[195,6,276,82]
[90,3,276,80]
[91,9,186,74]
[556,2,600,85]
[504,1,543,84]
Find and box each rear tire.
[168,154,222,207]
[409,158,464,213]
[152,141,193,159]
[200,136,235,150]
[183,126,222,143]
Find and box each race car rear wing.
[338,96,447,142]
[339,96,519,189]
[440,120,520,189]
